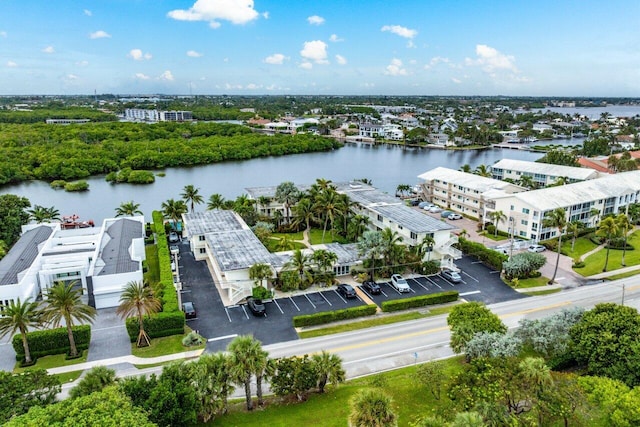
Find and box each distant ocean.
[526,105,640,119]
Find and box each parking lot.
[178,240,524,352]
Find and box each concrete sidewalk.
[47,348,205,375]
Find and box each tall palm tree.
[274,181,300,224]
[192,352,235,417]
[227,335,266,411]
[115,200,143,217]
[0,298,41,365]
[459,164,472,173]
[256,196,271,215]
[311,350,345,393]
[27,205,61,223]
[285,249,312,283]
[381,227,404,271]
[395,184,411,197]
[161,198,188,229]
[315,188,340,243]
[616,213,632,267]
[349,389,397,427]
[542,208,567,284]
[248,263,273,289]
[348,214,371,241]
[207,193,226,210]
[474,164,492,177]
[357,230,385,281]
[41,281,96,358]
[181,185,204,212]
[420,235,436,261]
[488,210,507,236]
[254,350,271,406]
[336,193,355,235]
[566,220,584,252]
[589,208,601,227]
[597,216,620,272]
[116,280,162,347]
[291,198,316,232]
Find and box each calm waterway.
[1,144,542,223]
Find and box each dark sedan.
[336,283,357,299]
[361,280,381,295]
[246,297,266,317]
[182,301,197,319]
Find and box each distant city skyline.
[1,0,639,97]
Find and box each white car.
[390,274,411,293]
[428,206,442,213]
[441,269,462,283]
[447,213,463,220]
[422,204,435,210]
[528,244,546,253]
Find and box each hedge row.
[381,291,459,312]
[125,311,186,342]
[293,304,377,327]
[456,238,507,271]
[152,211,180,313]
[12,325,91,360]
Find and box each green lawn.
[511,276,551,289]
[14,350,89,373]
[560,236,599,259]
[208,357,466,427]
[578,231,640,276]
[264,238,308,252]
[144,244,160,284]
[603,270,640,281]
[480,232,508,241]
[272,231,304,241]
[298,306,456,339]
[308,228,349,245]
[523,289,562,296]
[131,329,205,358]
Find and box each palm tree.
[274,181,300,224]
[248,263,273,289]
[115,200,143,217]
[285,249,312,283]
[348,214,371,241]
[488,210,507,236]
[276,235,296,251]
[566,220,584,252]
[256,196,271,215]
[349,388,397,427]
[474,164,491,177]
[0,298,41,365]
[459,164,472,173]
[116,280,162,347]
[420,235,436,261]
[27,205,61,223]
[357,230,385,281]
[41,281,96,358]
[336,193,355,235]
[181,184,204,212]
[254,350,271,406]
[395,184,411,197]
[311,350,345,393]
[315,188,340,243]
[542,208,567,284]
[617,213,632,266]
[381,227,404,271]
[161,198,188,229]
[517,175,536,190]
[589,208,601,227]
[291,198,316,232]
[193,352,235,417]
[597,216,620,272]
[207,193,226,210]
[227,335,266,411]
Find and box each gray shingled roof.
[97,219,142,276]
[206,229,277,271]
[0,226,53,286]
[373,204,454,233]
[183,210,243,235]
[323,243,362,265]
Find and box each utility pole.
[622,283,626,306]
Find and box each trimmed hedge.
[125,312,185,342]
[12,325,91,361]
[152,211,179,313]
[293,304,377,327]
[456,238,507,271]
[381,291,459,312]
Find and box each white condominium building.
[491,159,602,187]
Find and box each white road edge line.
[459,290,481,296]
[208,334,238,343]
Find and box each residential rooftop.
[0,225,53,286]
[418,167,524,194]
[491,158,600,181]
[183,210,244,235]
[96,218,143,276]
[206,229,281,271]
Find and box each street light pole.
[622,283,626,306]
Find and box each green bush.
[50,180,66,189]
[125,312,184,342]
[456,238,507,271]
[13,325,91,360]
[252,286,273,300]
[380,291,458,312]
[64,180,89,192]
[421,260,440,275]
[153,211,179,313]
[293,304,377,327]
[573,261,585,269]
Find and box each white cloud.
[167,0,260,28]
[223,57,229,62]
[335,54,347,65]
[66,74,78,80]
[245,83,261,90]
[300,40,328,64]
[0,31,7,38]
[159,70,174,81]
[42,46,55,54]
[465,44,518,73]
[451,77,462,84]
[187,50,203,57]
[329,34,343,42]
[128,49,152,60]
[425,56,451,69]
[300,62,313,70]
[135,73,150,80]
[264,53,286,65]
[84,9,92,16]
[307,15,324,25]
[89,30,111,39]
[6,61,17,68]
[75,60,89,66]
[384,58,407,76]
[381,25,417,39]
[262,11,269,19]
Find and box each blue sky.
[1,0,638,96]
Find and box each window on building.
[410,232,417,240]
[199,248,206,254]
[199,235,205,241]
[377,214,383,222]
[522,208,530,214]
[519,231,527,237]
[521,219,528,226]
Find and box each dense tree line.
[0,121,341,184]
[0,107,116,123]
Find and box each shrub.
[293,304,377,327]
[421,260,440,275]
[181,331,205,347]
[125,312,185,342]
[50,180,66,189]
[64,180,89,192]
[456,238,507,271]
[252,286,273,300]
[381,291,458,312]
[502,252,547,280]
[573,261,585,269]
[13,325,91,360]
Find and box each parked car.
[528,244,546,253]
[246,297,266,316]
[408,199,420,206]
[390,274,411,293]
[170,261,176,271]
[441,269,462,283]
[182,301,197,319]
[428,206,442,213]
[447,213,463,220]
[362,280,381,295]
[170,245,179,254]
[337,283,357,299]
[418,201,430,208]
[169,231,180,243]
[440,210,454,218]
[422,204,436,210]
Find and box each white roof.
[491,159,599,181]
[509,170,640,211]
[418,167,524,194]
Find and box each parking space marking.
[380,288,388,297]
[490,270,501,274]
[411,278,429,291]
[240,305,250,319]
[272,299,284,314]
[180,289,191,293]
[471,261,483,264]
[304,293,316,309]
[224,307,232,322]
[462,271,479,283]
[460,290,481,296]
[207,333,238,343]
[320,292,333,306]
[333,290,347,304]
[289,296,301,311]
[426,276,442,289]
